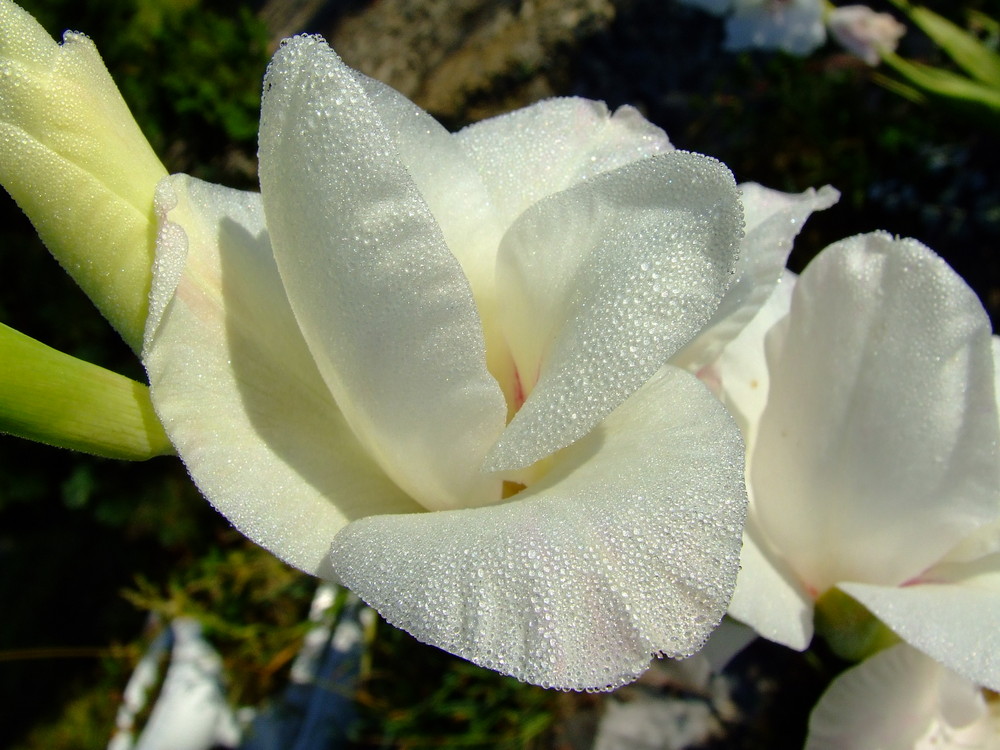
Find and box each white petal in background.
[455,97,674,231]
[258,36,507,512]
[330,366,746,691]
[703,271,796,445]
[144,175,420,578]
[487,151,742,471]
[827,5,907,66]
[806,644,998,750]
[725,0,827,56]
[752,233,1000,596]
[674,183,837,372]
[717,274,814,650]
[726,512,814,650]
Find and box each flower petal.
[330,366,747,690]
[705,271,796,445]
[485,151,741,472]
[143,175,421,577]
[258,36,507,512]
[726,511,814,650]
[725,0,827,55]
[455,97,674,231]
[841,555,1000,692]
[354,73,503,305]
[674,183,838,372]
[752,233,1000,594]
[806,644,991,750]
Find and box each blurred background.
[1,1,998,747]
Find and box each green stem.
[0,322,172,460]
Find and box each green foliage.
[355,624,559,749]
[883,1,1000,126]
[124,543,315,706]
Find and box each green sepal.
[0,322,172,460]
[814,587,901,663]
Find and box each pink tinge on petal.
[695,363,723,398]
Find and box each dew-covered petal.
[841,554,1000,692]
[674,183,837,372]
[258,36,507,512]
[753,233,1000,594]
[486,151,741,472]
[726,511,814,650]
[455,97,674,231]
[354,74,503,304]
[330,365,747,690]
[143,175,421,578]
[806,643,992,750]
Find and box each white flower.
[676,0,827,56]
[725,0,827,56]
[828,5,907,66]
[806,644,1000,750]
[711,232,1000,692]
[142,35,753,690]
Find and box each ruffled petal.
[486,151,742,471]
[143,175,422,577]
[330,366,747,690]
[455,97,674,231]
[258,36,507,512]
[806,644,992,750]
[841,555,1000,692]
[674,183,837,372]
[752,233,1000,594]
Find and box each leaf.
[882,51,1000,113]
[908,4,1000,88]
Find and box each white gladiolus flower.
[828,5,907,66]
[710,232,1000,692]
[676,0,827,56]
[725,0,827,55]
[140,34,758,690]
[806,644,1000,750]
